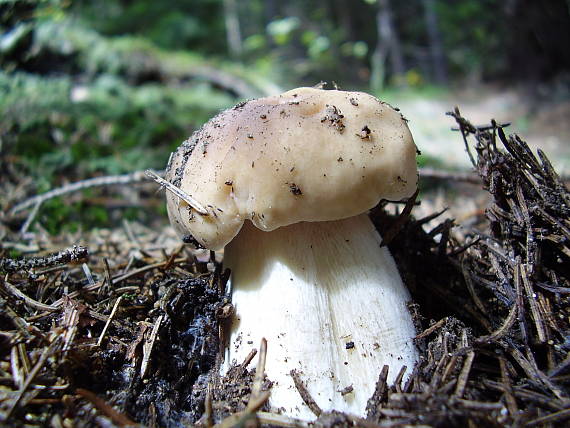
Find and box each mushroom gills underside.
[222,213,418,420]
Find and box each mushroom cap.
[165,87,418,250]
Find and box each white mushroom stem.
[223,213,418,421]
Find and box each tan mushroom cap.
[165,87,418,250]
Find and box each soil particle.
[182,234,205,249]
[321,105,345,133]
[288,183,302,195]
[357,125,371,140]
[172,136,199,187]
[233,100,249,110]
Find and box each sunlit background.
[2,0,569,231]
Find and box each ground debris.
[368,109,570,427]
[0,245,88,274]
[0,223,227,427]
[1,109,569,427]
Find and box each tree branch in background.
[5,168,482,219]
[8,171,152,217]
[371,0,406,91]
[223,0,243,58]
[419,167,480,184]
[7,166,566,236]
[422,0,448,85]
[187,65,257,98]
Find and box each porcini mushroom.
[164,87,419,420]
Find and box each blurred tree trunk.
[223,0,242,57]
[422,0,447,85]
[370,0,405,91]
[505,0,570,82]
[334,0,354,40]
[264,0,280,21]
[264,0,281,50]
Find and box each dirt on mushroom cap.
[165,87,418,250]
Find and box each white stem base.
[223,214,418,420]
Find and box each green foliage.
[74,0,226,53]
[417,152,447,169]
[375,84,449,104]
[7,248,22,259]
[2,0,565,234]
[436,0,507,78]
[37,194,144,235]
[39,197,78,235]
[1,71,234,179]
[267,17,300,45]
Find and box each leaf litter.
[0,109,569,427]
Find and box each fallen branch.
[419,167,481,185]
[7,166,488,222]
[8,170,151,216]
[0,245,89,274]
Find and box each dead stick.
[290,369,322,417]
[475,303,518,344]
[232,348,258,383]
[145,169,208,215]
[415,317,447,339]
[9,171,151,216]
[454,350,475,398]
[2,279,59,312]
[247,338,267,411]
[256,411,310,428]
[214,391,271,428]
[97,296,123,347]
[0,245,88,274]
[419,167,481,184]
[6,336,62,418]
[526,407,570,426]
[76,388,137,427]
[140,315,163,378]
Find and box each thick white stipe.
[223,214,418,420]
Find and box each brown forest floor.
[1,109,570,427]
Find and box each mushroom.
[164,87,419,420]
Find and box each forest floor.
[2,110,569,427]
[386,85,570,173]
